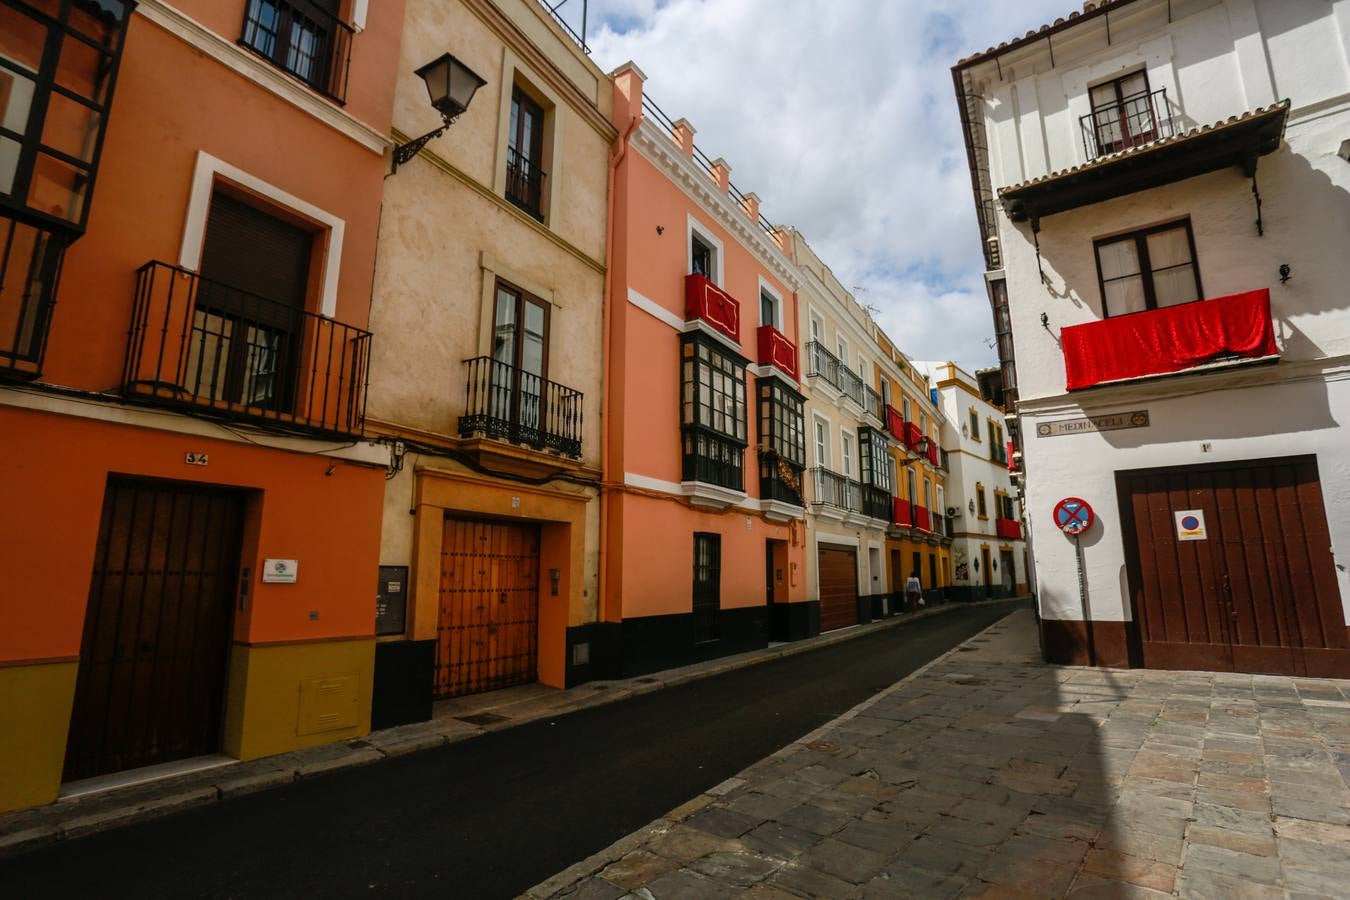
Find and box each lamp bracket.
[392,114,457,172]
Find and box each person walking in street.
[905,571,924,610]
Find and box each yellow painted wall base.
[0,660,77,813]
[222,639,375,761]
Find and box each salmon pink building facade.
[601,64,813,671]
[0,0,403,812]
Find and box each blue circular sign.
[1053,497,1094,535]
[1181,515,1200,530]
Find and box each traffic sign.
[1053,497,1094,535]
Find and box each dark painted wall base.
[862,593,890,621]
[617,605,770,678]
[371,640,435,730]
[770,600,820,643]
[1040,617,1138,668]
[565,622,624,686]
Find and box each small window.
[1096,220,1201,317]
[977,484,988,518]
[906,466,917,504]
[902,396,911,423]
[809,312,824,344]
[969,409,980,440]
[242,0,349,100]
[507,86,547,220]
[880,378,891,407]
[841,431,854,479]
[813,417,829,468]
[1088,70,1156,154]
[689,223,722,285]
[924,479,933,511]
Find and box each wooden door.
[64,478,244,781]
[693,533,721,643]
[818,546,858,632]
[981,547,993,598]
[437,517,540,698]
[1119,457,1349,676]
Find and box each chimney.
[672,118,696,158]
[610,60,646,130]
[710,158,731,193]
[740,191,760,222]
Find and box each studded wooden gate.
[437,517,540,698]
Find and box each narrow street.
[0,601,1024,899]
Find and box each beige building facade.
[365,0,615,725]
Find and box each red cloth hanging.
[1062,289,1277,391]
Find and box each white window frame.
[902,396,911,423]
[809,310,825,344]
[840,429,855,479]
[688,214,725,287]
[836,336,849,366]
[179,150,344,318]
[812,413,831,469]
[757,275,784,329]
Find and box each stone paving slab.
[0,598,1014,858]
[526,610,1350,899]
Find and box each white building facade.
[789,231,895,632]
[954,0,1350,676]
[917,362,1030,602]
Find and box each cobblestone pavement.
[529,610,1350,899]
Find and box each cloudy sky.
[545,0,1067,370]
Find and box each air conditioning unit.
[947,506,960,518]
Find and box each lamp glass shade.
[415,52,486,120]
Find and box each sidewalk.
[0,597,1012,858]
[529,610,1350,899]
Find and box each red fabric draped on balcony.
[914,506,931,531]
[892,497,912,527]
[926,442,939,466]
[903,421,922,451]
[1062,289,1277,391]
[756,324,799,380]
[885,405,905,442]
[684,273,740,342]
[996,518,1022,540]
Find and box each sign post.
[1052,497,1097,665]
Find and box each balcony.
[756,324,799,381]
[884,404,906,442]
[863,385,884,423]
[926,441,940,468]
[459,357,583,458]
[812,467,859,516]
[240,0,355,104]
[1062,288,1278,391]
[123,262,370,438]
[861,484,890,522]
[506,147,547,221]
[1002,101,1289,225]
[892,497,912,528]
[683,428,745,494]
[1081,88,1175,160]
[805,341,865,408]
[902,421,923,455]
[685,273,740,343]
[913,505,931,533]
[996,518,1023,541]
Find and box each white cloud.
[555,0,1068,370]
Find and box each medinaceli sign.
[1035,410,1149,438]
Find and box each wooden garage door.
[437,517,540,698]
[64,478,244,781]
[1119,456,1349,676]
[818,546,859,632]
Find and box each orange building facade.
[0,0,403,812]
[600,64,813,672]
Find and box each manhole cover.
[804,741,840,753]
[455,712,509,726]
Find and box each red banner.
[755,324,799,380]
[684,273,740,342]
[1063,289,1276,391]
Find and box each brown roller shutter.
[200,192,312,310]
[818,546,859,632]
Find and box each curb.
[0,597,1025,859]
[521,607,1025,899]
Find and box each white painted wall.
[964,0,1350,628]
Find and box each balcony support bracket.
[1247,162,1264,237]
[392,114,456,173]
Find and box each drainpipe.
[598,63,644,626]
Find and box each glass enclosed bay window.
[758,377,805,504]
[681,332,747,490]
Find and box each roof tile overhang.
[999,101,1290,224]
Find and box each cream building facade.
[365,0,615,722]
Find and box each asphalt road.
[3,599,1023,899]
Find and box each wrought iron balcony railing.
[863,385,883,422]
[123,261,371,437]
[240,0,354,103]
[759,459,804,506]
[1080,87,1173,160]
[682,427,744,491]
[459,356,583,458]
[506,147,547,221]
[811,466,859,514]
[805,341,864,407]
[862,484,890,522]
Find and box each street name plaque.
[1035,409,1149,438]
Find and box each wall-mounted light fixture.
[391,53,487,173]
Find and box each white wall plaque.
[262,558,299,583]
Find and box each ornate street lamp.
[391,53,487,173]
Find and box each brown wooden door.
[64,478,244,782]
[437,517,540,698]
[1119,457,1349,676]
[818,546,858,632]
